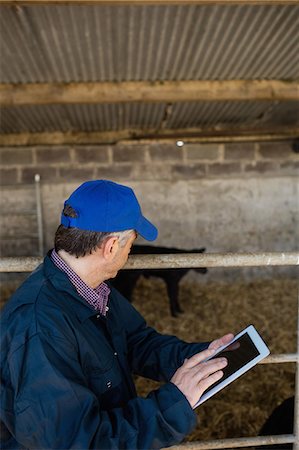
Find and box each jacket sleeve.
[8,332,197,450]
[113,289,210,381]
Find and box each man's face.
[109,232,137,278]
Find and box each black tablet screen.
[204,333,260,395]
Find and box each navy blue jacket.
[1,254,208,449]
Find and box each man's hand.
[170,348,228,408]
[208,333,234,351]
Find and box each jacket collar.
[43,251,103,323]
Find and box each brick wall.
[0,140,298,283]
[0,141,298,186]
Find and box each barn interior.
[0,1,298,448]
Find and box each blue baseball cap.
[61,180,158,241]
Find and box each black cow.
[111,245,207,317]
[256,396,294,450]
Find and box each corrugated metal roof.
[1,101,297,134]
[0,4,298,84]
[168,101,299,129]
[0,103,166,133]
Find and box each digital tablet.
[194,325,270,408]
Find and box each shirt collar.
[51,249,110,316]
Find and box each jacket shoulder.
[1,262,76,358]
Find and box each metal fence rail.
[171,434,296,450]
[0,252,299,272]
[1,252,298,449]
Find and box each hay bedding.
[1,278,297,444]
[132,278,297,442]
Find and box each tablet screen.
[204,332,260,395]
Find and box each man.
[1,180,231,449]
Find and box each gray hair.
[107,229,135,247]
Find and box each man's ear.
[101,236,119,260]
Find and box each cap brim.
[136,216,158,241]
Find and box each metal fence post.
[294,287,299,450]
[34,174,44,257]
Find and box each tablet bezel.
[194,325,270,408]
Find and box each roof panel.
[0,4,298,83]
[167,101,270,128]
[165,101,299,129]
[0,103,167,133]
[1,101,297,134]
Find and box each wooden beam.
[0,80,298,106]
[0,127,298,146]
[1,1,298,5]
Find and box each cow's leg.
[165,279,183,317]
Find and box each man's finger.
[198,369,224,397]
[193,357,227,382]
[208,333,234,350]
[183,348,216,368]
